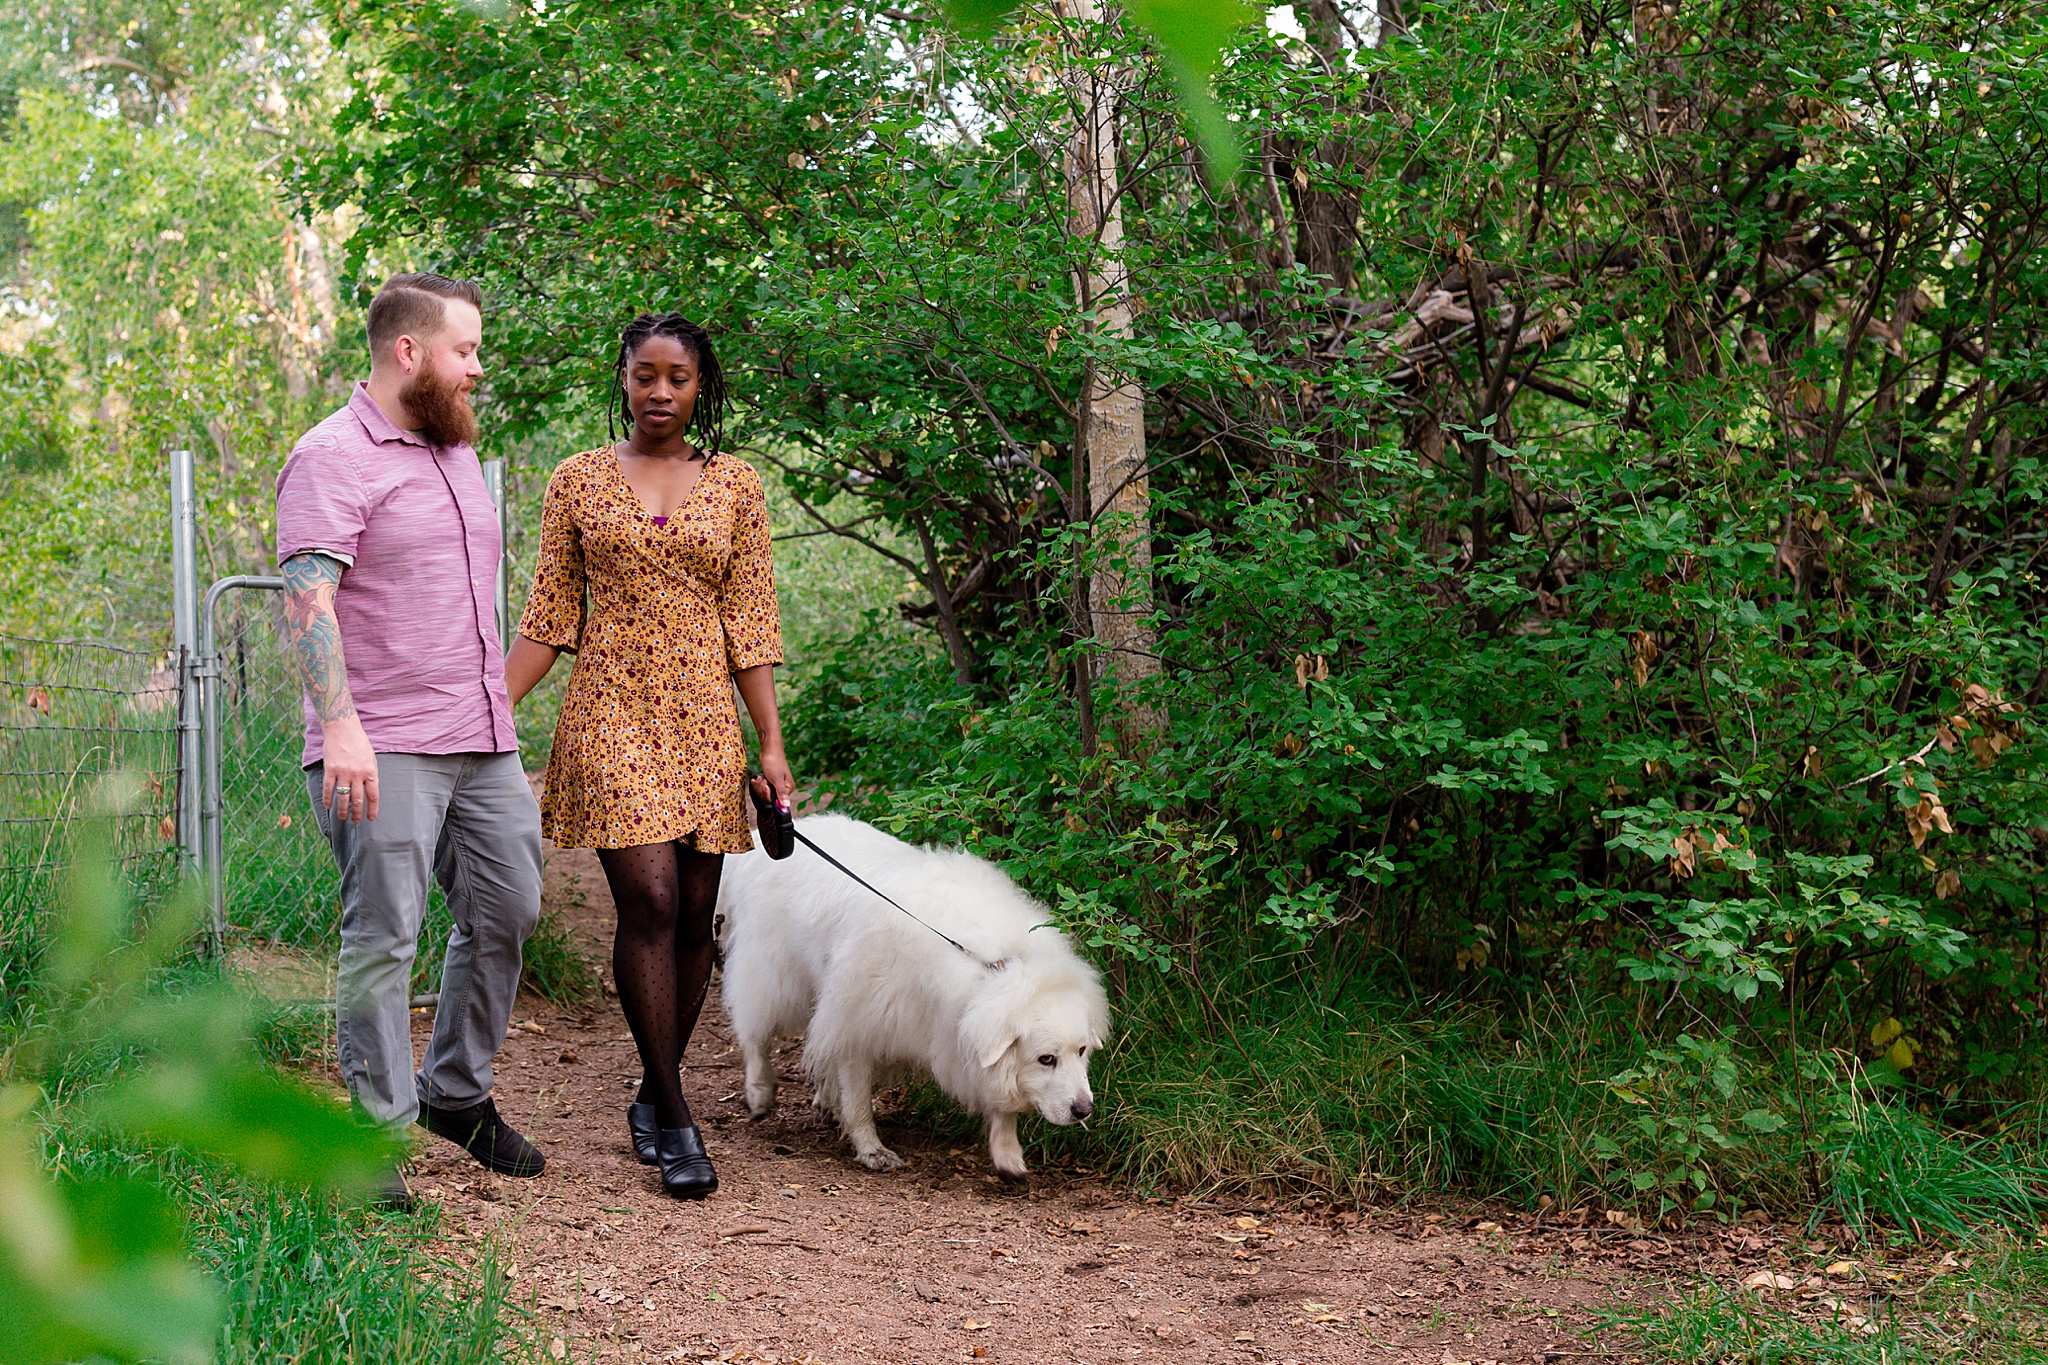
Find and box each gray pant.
[308,750,542,1129]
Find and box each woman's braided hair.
[610,312,727,458]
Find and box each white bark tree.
[1061,0,1160,725]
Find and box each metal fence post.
[482,458,510,647]
[169,448,203,885]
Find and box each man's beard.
[399,357,480,447]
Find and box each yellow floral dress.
[518,446,782,852]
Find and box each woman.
[506,313,794,1200]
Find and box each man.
[275,272,544,1209]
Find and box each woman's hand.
[753,746,796,811]
[505,635,564,707]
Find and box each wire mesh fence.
[202,588,342,999]
[0,633,184,997]
[203,588,463,1003]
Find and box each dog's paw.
[855,1145,906,1172]
[994,1164,1030,1186]
[745,1086,777,1120]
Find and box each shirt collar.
[348,380,429,450]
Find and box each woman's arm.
[735,663,795,807]
[505,635,563,707]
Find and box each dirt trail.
[405,820,1671,1364]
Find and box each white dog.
[716,813,1109,1181]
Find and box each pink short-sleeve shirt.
[274,382,518,767]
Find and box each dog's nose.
[1070,1099,1093,1122]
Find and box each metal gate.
[171,449,509,998]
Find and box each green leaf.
[97,1062,397,1195]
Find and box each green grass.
[53,1129,541,1365]
[1600,1237,2048,1364]
[895,963,2048,1230]
[520,908,600,1005]
[3,839,544,1363]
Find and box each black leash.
[751,777,1007,973]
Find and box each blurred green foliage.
[0,795,395,1364]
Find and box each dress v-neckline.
[610,443,714,522]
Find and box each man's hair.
[366,273,483,362]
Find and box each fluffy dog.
[716,813,1109,1181]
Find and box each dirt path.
[405,824,1678,1364]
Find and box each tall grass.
[917,962,2048,1227]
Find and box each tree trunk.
[1062,0,1160,722]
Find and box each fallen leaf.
[962,1318,990,1332]
[1741,1269,1798,1292]
[1827,1260,1860,1277]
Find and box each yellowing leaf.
[1870,1017,1904,1048]
[1887,1037,1917,1070]
[1630,630,1657,686]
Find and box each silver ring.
[334,784,351,795]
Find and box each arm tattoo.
[281,553,357,724]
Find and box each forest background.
[3,0,2047,1290]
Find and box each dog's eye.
[1078,1046,1088,1056]
[1037,1053,1058,1067]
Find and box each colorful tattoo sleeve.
[281,552,356,724]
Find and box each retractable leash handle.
[745,775,1009,974]
[747,774,795,860]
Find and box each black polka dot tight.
[595,841,723,1131]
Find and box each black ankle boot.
[658,1125,717,1200]
[626,1102,659,1166]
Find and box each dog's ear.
[1085,981,1112,1051]
[960,987,1023,1071]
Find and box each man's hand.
[321,716,380,822]
[283,552,378,822]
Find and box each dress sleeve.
[518,462,587,651]
[720,465,784,671]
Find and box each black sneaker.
[370,1164,416,1212]
[418,1096,546,1177]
